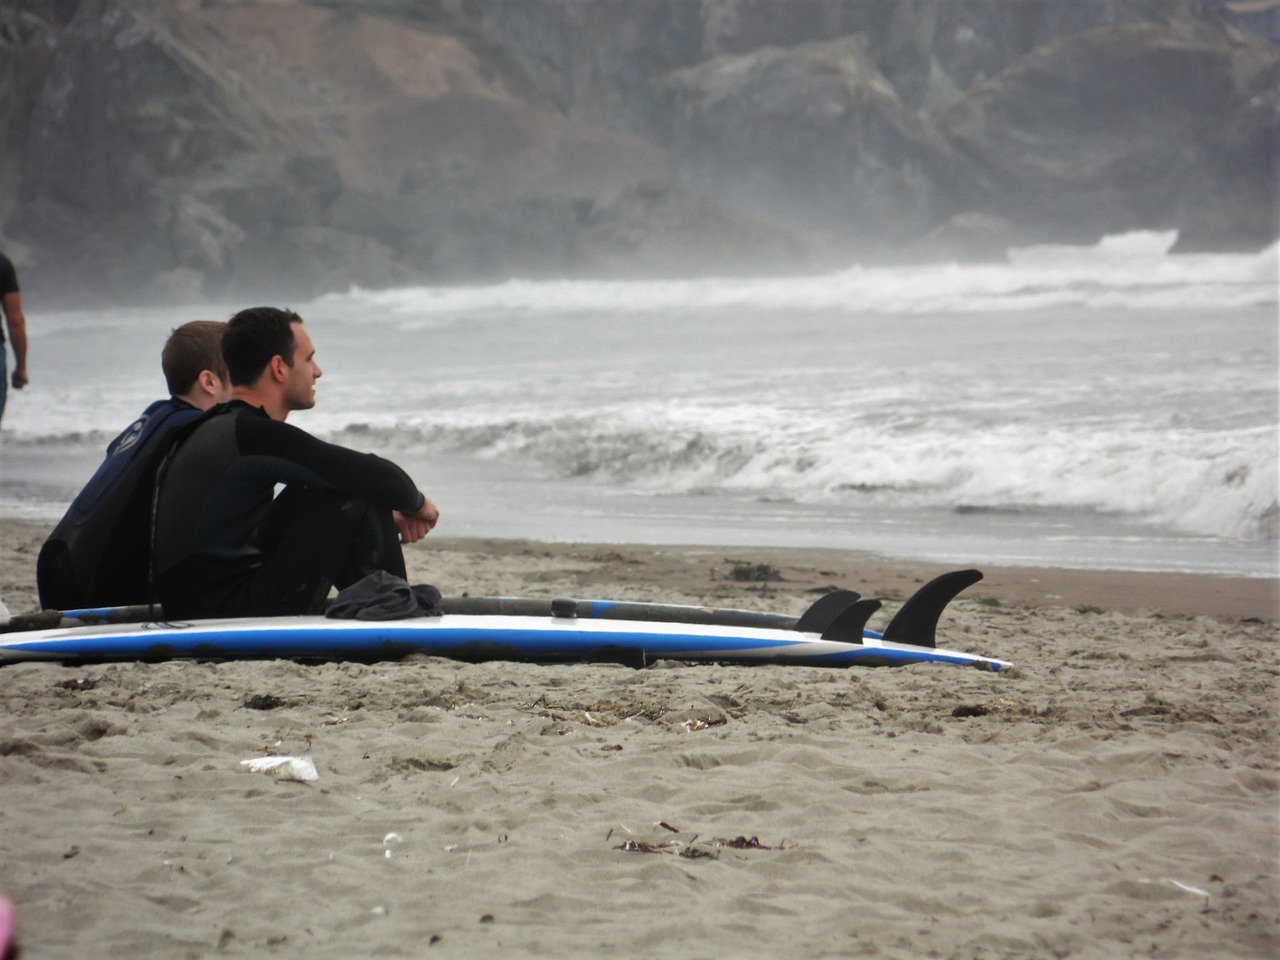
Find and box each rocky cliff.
[0,0,1275,305]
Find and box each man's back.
[37,398,204,609]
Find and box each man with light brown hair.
[37,321,233,609]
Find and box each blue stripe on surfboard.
[0,633,996,669]
[2,623,838,657]
[0,617,1005,670]
[564,600,885,639]
[59,606,145,620]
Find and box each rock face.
[0,4,61,224]
[14,0,293,298]
[936,19,1280,249]
[5,0,715,302]
[482,0,1210,127]
[0,0,1275,305]
[486,0,1277,255]
[661,35,972,253]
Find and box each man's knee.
[262,486,403,589]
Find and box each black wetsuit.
[37,398,204,610]
[153,400,426,618]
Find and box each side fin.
[882,569,983,649]
[820,599,882,644]
[794,589,861,633]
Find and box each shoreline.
[2,519,1275,622]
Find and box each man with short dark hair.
[0,251,29,426]
[153,306,440,618]
[37,321,232,609]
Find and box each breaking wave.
[331,410,1278,542]
[316,232,1278,323]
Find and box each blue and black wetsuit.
[37,398,205,610]
[153,400,426,618]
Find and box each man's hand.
[393,498,439,544]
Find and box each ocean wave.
[314,232,1278,323]
[331,414,1279,542]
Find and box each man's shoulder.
[56,399,201,529]
[178,399,277,449]
[183,399,260,427]
[221,399,304,434]
[106,398,203,459]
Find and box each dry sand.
[1,518,1276,958]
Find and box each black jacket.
[153,400,425,581]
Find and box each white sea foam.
[322,408,1276,542]
[315,232,1278,320]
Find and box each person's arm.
[237,414,429,515]
[2,291,28,389]
[393,499,440,543]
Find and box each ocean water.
[2,231,1276,577]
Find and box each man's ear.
[196,369,218,395]
[269,354,288,383]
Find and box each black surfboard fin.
[881,569,983,649]
[819,599,882,644]
[794,589,861,633]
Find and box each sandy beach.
[1,516,1276,958]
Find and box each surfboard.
[7,569,985,646]
[0,569,1003,669]
[0,612,1008,670]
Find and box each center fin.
[819,599,882,644]
[794,589,861,633]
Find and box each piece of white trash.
[383,832,403,858]
[239,755,319,783]
[1139,878,1210,898]
[1163,879,1210,897]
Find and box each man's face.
[283,321,322,412]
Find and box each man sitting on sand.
[36,321,233,610]
[152,306,440,619]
